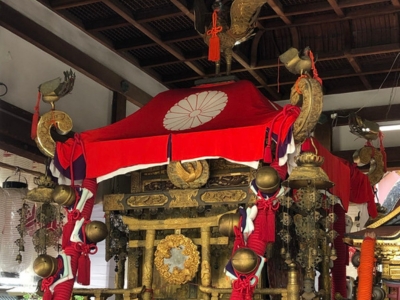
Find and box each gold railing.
[72,286,145,300]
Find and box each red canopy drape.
[54,80,296,182]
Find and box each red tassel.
[31,91,41,140]
[263,145,272,163]
[77,253,91,285]
[207,10,222,62]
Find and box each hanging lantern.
[282,152,334,189]
[0,174,35,275]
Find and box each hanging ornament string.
[207,8,222,62]
[31,91,41,140]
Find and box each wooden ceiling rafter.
[327,0,345,17]
[102,0,205,77]
[51,0,101,10]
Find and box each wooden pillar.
[114,253,126,300]
[142,229,156,300]
[201,227,211,300]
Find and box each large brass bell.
[52,184,76,206]
[85,221,108,243]
[231,248,259,274]
[255,166,281,194]
[218,212,240,237]
[33,254,59,278]
[282,152,334,189]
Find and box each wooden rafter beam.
[266,0,292,24]
[0,2,152,107]
[259,5,400,29]
[260,0,391,20]
[344,53,372,90]
[102,0,205,77]
[51,0,101,10]
[0,100,46,163]
[327,0,345,17]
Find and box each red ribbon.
[207,10,222,62]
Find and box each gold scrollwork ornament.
[154,234,200,284]
[35,110,73,158]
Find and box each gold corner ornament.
[35,110,73,158]
[154,234,200,284]
[290,77,323,144]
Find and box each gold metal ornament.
[26,175,56,203]
[33,254,58,278]
[255,166,281,194]
[231,248,259,274]
[52,184,76,206]
[35,110,73,158]
[218,212,240,237]
[154,234,200,284]
[167,160,209,189]
[290,77,323,144]
[85,221,108,244]
[353,146,384,185]
[282,152,334,189]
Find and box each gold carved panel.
[201,190,246,203]
[126,194,168,207]
[169,190,198,208]
[103,194,125,211]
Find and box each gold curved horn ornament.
[35,110,73,158]
[353,146,384,185]
[291,77,323,144]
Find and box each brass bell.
[282,152,334,189]
[33,254,58,278]
[218,212,240,237]
[85,220,108,243]
[255,166,281,194]
[231,248,259,274]
[52,184,76,206]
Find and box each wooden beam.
[0,100,46,163]
[324,104,400,126]
[327,0,345,17]
[0,2,152,107]
[344,52,372,90]
[111,92,127,123]
[51,0,101,10]
[266,0,292,24]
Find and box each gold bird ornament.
[279,47,313,76]
[38,69,75,109]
